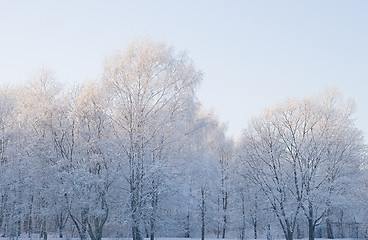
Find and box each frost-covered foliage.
[0,40,235,240]
[236,89,366,240]
[0,40,366,240]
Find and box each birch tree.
[62,81,118,240]
[14,68,62,240]
[103,39,201,240]
[0,87,18,238]
[239,113,300,240]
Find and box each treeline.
[0,39,367,240]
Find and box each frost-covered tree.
[170,108,233,240]
[0,87,19,238]
[14,68,63,240]
[102,39,201,240]
[207,122,233,239]
[179,111,218,240]
[1,39,367,240]
[238,114,300,240]
[231,170,269,240]
[237,89,365,240]
[59,81,119,240]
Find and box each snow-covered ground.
[0,238,360,240]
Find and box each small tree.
[64,81,117,240]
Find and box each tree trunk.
[338,209,344,238]
[286,229,294,240]
[59,228,63,238]
[81,209,88,240]
[41,217,47,240]
[326,218,334,239]
[56,212,68,238]
[28,195,33,238]
[216,197,220,239]
[254,220,258,239]
[131,200,142,240]
[88,195,108,240]
[308,201,315,240]
[149,213,155,240]
[222,191,227,239]
[296,221,302,239]
[184,213,190,238]
[308,218,315,240]
[0,210,3,236]
[267,224,272,240]
[222,213,227,238]
[17,218,21,237]
[325,204,334,239]
[201,187,205,240]
[149,186,157,240]
[150,213,155,240]
[132,225,143,240]
[240,194,246,240]
[130,150,143,240]
[185,185,191,238]
[252,198,258,239]
[69,208,88,240]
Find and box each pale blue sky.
[1,1,367,140]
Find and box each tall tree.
[103,39,201,240]
[15,68,62,240]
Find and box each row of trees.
[0,39,367,240]
[0,40,234,240]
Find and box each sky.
[1,1,367,141]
